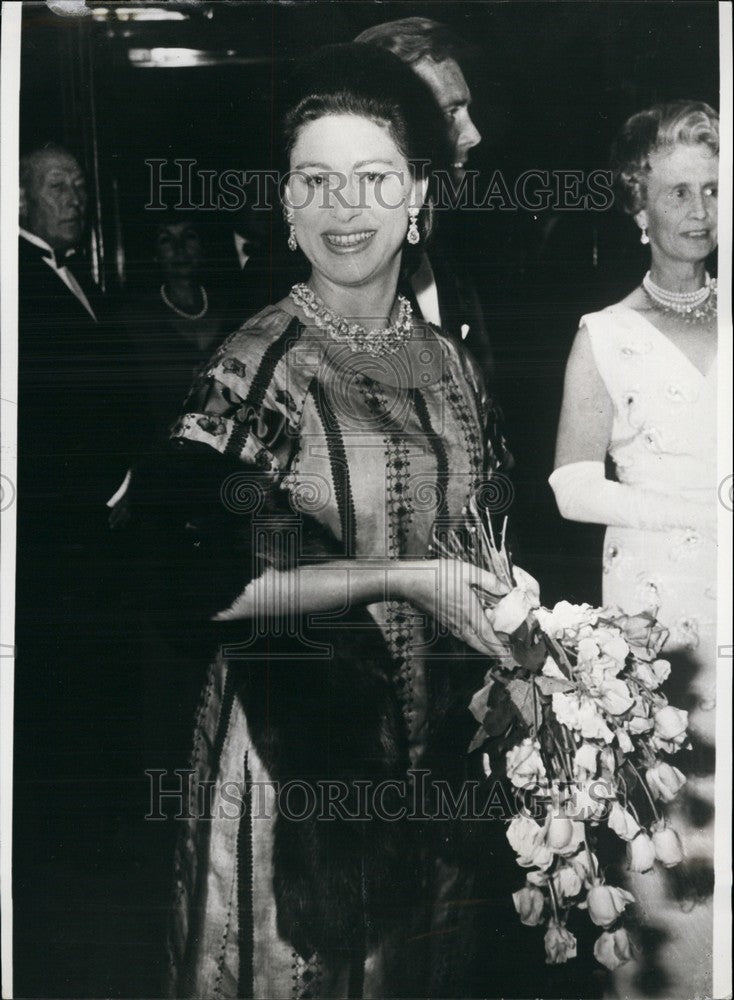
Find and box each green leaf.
[506,678,536,728]
[481,684,516,736]
[469,681,494,724]
[535,675,575,696]
[468,725,489,754]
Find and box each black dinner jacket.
[17,235,134,537]
[404,233,494,385]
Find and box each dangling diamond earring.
[639,225,649,246]
[406,208,420,245]
[285,209,297,252]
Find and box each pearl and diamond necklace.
[642,271,717,322]
[290,282,413,357]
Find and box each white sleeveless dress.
[585,305,716,1000]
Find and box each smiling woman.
[159,42,514,999]
[284,114,423,295]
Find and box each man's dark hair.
[354,17,468,67]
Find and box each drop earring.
[285,209,297,252]
[406,208,420,245]
[639,225,649,246]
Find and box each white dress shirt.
[410,252,441,327]
[233,231,252,270]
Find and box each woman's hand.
[212,558,510,659]
[395,558,508,656]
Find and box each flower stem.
[627,759,661,824]
[582,826,599,882]
[549,726,575,786]
[547,871,561,924]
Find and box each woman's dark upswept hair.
[280,43,451,251]
[610,100,719,215]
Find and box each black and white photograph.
[0,2,731,998]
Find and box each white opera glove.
[549,461,716,540]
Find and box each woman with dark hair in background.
[124,214,228,457]
[551,101,718,999]
[161,43,513,999]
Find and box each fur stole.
[153,445,419,962]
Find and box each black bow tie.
[43,248,76,270]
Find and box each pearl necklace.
[642,271,717,323]
[160,283,209,320]
[290,282,413,356]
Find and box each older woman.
[163,44,511,999]
[551,101,718,999]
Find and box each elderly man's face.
[412,56,481,180]
[22,150,87,252]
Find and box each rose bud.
[506,815,554,870]
[506,738,547,790]
[544,922,578,964]
[634,661,659,690]
[626,832,656,873]
[586,884,635,927]
[569,847,597,888]
[652,659,671,685]
[546,816,575,852]
[512,885,545,926]
[574,743,599,779]
[593,927,635,970]
[599,678,634,716]
[608,802,641,842]
[628,716,654,735]
[652,824,685,867]
[546,817,585,857]
[553,864,583,901]
[653,706,688,745]
[646,762,686,803]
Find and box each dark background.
[13,2,720,998]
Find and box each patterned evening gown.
[163,304,508,999]
[585,304,716,1000]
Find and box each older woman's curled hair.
[611,100,719,214]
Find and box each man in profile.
[355,17,493,376]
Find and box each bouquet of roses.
[435,497,689,970]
